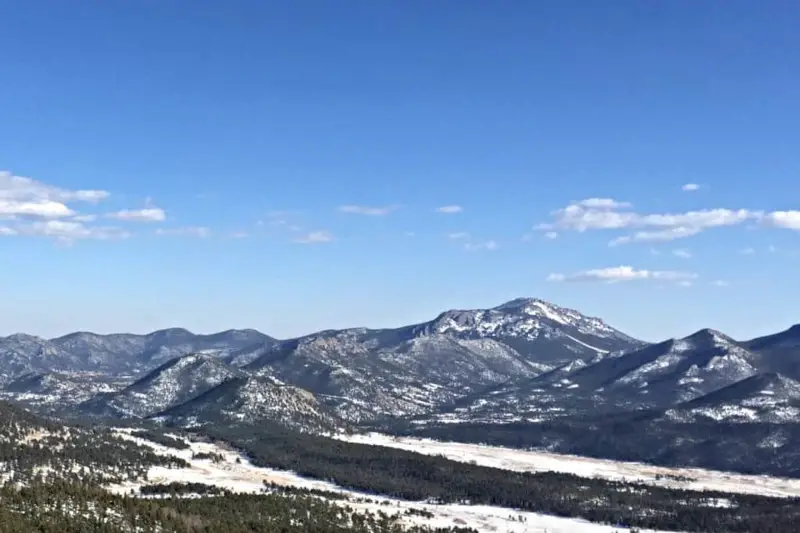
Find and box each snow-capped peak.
[414,297,642,364]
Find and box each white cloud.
[544,231,559,240]
[338,205,397,216]
[0,170,109,205]
[447,231,497,251]
[576,198,632,209]
[463,240,498,252]
[436,205,464,214]
[9,220,130,243]
[108,207,166,222]
[547,265,697,283]
[711,280,730,287]
[682,183,700,191]
[739,247,756,255]
[540,198,763,245]
[155,226,210,238]
[639,208,754,228]
[672,248,692,258]
[71,214,98,222]
[0,171,155,243]
[229,231,249,239]
[538,204,637,232]
[609,227,702,246]
[761,210,800,230]
[0,199,74,218]
[293,230,334,243]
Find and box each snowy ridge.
[80,353,247,418]
[155,375,343,433]
[666,373,800,424]
[417,298,643,363]
[0,371,127,411]
[0,328,276,378]
[246,329,559,421]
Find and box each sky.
[1,1,799,342]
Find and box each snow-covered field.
[109,429,684,533]
[338,432,800,498]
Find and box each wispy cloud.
[672,248,692,258]
[436,205,463,214]
[445,231,497,251]
[294,230,334,244]
[711,280,730,287]
[0,171,108,219]
[108,207,166,222]
[0,170,108,206]
[739,247,756,255]
[537,197,766,245]
[155,226,210,238]
[338,205,397,216]
[0,170,142,243]
[547,265,697,284]
[682,183,700,192]
[575,198,632,209]
[463,240,498,252]
[12,220,130,243]
[609,227,703,246]
[544,231,559,240]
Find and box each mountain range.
[2,297,799,475]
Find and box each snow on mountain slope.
[0,334,65,379]
[414,298,643,363]
[0,371,129,411]
[0,328,276,379]
[80,353,246,418]
[666,373,800,424]
[743,324,800,380]
[246,329,552,422]
[238,297,644,422]
[155,376,342,433]
[424,328,767,425]
[584,328,761,407]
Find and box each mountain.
[413,297,643,363]
[246,331,553,422]
[743,324,800,380]
[562,328,760,407]
[0,371,128,412]
[0,328,277,378]
[242,298,641,422]
[155,375,343,433]
[0,334,66,380]
[666,372,800,424]
[80,353,246,418]
[425,328,766,425]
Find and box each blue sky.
[1,1,799,342]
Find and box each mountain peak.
[147,327,195,338]
[683,328,735,347]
